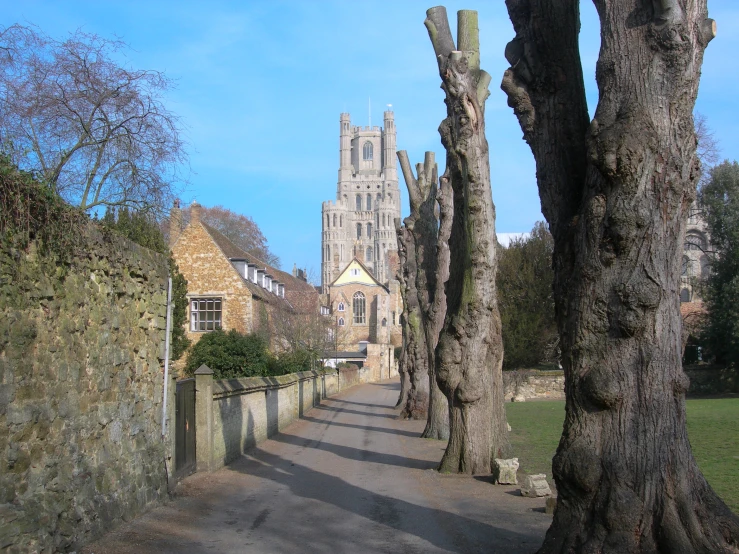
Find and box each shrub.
[185,329,269,378]
[271,348,312,375]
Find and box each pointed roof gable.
[331,258,387,290]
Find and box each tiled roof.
[200,222,317,309]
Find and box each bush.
[185,329,270,378]
[270,348,312,375]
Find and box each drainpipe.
[161,276,173,437]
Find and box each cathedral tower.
[321,111,401,290]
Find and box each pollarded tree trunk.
[395,311,410,408]
[395,221,430,419]
[397,151,449,440]
[425,7,510,474]
[502,0,739,551]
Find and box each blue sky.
[4,1,738,275]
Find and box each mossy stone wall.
[0,226,169,553]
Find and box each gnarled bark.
[425,7,510,474]
[397,151,449,440]
[395,221,429,419]
[502,0,738,551]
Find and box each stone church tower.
[321,111,401,290]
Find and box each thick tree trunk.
[425,7,510,474]
[503,0,739,551]
[397,151,450,440]
[395,221,430,419]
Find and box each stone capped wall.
[0,227,170,552]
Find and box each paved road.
[83,379,551,554]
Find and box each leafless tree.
[175,204,280,267]
[396,152,448,439]
[502,0,738,550]
[425,7,510,474]
[0,24,187,214]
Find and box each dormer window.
[363,141,373,160]
[350,268,360,277]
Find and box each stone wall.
[0,227,170,552]
[503,370,566,402]
[194,363,393,472]
[503,367,739,402]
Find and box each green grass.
[505,398,739,513]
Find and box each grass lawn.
[505,397,739,513]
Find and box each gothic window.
[326,245,330,261]
[700,255,711,279]
[340,215,343,227]
[353,292,366,324]
[338,317,345,326]
[382,213,386,227]
[382,318,387,327]
[333,214,337,227]
[366,247,373,261]
[337,302,345,312]
[340,244,344,260]
[684,231,707,251]
[326,214,329,228]
[366,194,372,211]
[367,223,372,238]
[356,223,362,239]
[190,298,222,332]
[680,288,691,303]
[681,256,690,276]
[356,195,362,211]
[392,311,396,325]
[363,141,373,160]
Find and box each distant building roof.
[200,222,317,310]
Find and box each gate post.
[167,373,177,487]
[194,364,214,472]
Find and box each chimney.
[191,201,202,224]
[169,199,182,248]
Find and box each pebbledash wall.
[194,359,397,471]
[0,226,172,553]
[503,367,739,402]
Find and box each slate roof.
[200,222,318,311]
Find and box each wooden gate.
[175,378,196,478]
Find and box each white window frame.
[190,297,223,332]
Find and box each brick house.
[169,202,319,348]
[322,258,402,349]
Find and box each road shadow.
[299,415,421,438]
[312,404,398,419]
[271,432,438,470]
[228,446,542,553]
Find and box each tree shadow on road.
[312,404,398,419]
[299,415,422,438]
[271,432,438,470]
[228,445,543,553]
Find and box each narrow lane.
[84,379,550,553]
